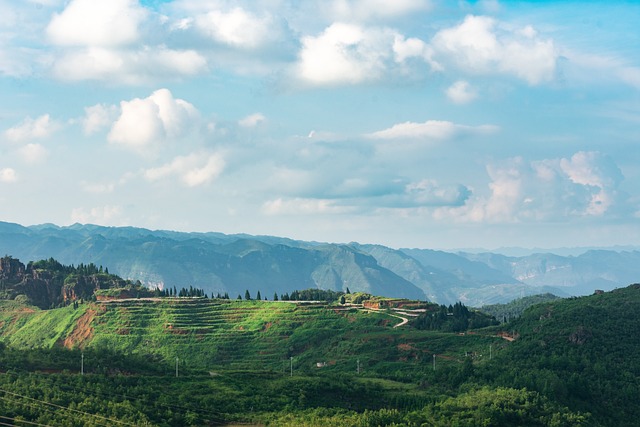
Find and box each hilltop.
[2,221,640,305]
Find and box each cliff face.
[0,256,25,279]
[0,256,131,309]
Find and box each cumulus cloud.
[432,15,557,84]
[0,168,17,183]
[4,114,60,142]
[194,7,278,49]
[238,113,266,128]
[144,152,225,187]
[83,103,119,135]
[435,151,625,223]
[367,119,498,140]
[51,46,207,84]
[446,80,477,104]
[46,0,147,47]
[296,23,435,86]
[559,151,623,215]
[108,88,199,151]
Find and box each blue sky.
[0,0,639,250]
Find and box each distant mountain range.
[1,221,639,306]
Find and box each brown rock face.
[0,256,26,280]
[1,256,133,309]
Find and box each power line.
[0,415,54,427]
[0,395,106,427]
[0,370,232,425]
[0,388,137,426]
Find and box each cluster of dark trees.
[28,258,109,276]
[280,289,345,302]
[154,286,206,298]
[413,302,498,332]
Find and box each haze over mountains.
[1,221,638,306]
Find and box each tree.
[237,294,242,300]
[256,290,262,301]
[340,295,346,305]
[245,290,251,300]
[273,292,279,301]
[346,287,351,294]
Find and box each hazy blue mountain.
[1,221,638,306]
[0,222,424,301]
[461,250,640,295]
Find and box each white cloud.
[296,23,434,86]
[238,113,266,128]
[70,205,125,225]
[19,143,48,164]
[446,80,477,104]
[261,198,353,215]
[327,0,431,22]
[367,120,498,140]
[0,168,17,183]
[144,152,225,187]
[432,15,557,84]
[46,0,147,47]
[83,104,118,135]
[559,151,623,216]
[435,152,625,223]
[4,114,60,142]
[51,46,207,84]
[194,7,277,49]
[108,88,199,151]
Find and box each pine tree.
[245,290,251,300]
[273,292,279,301]
[256,290,262,301]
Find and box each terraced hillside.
[0,298,499,377]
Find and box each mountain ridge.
[1,221,638,305]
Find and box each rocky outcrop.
[0,256,25,280]
[0,256,139,309]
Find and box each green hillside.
[0,297,497,377]
[2,260,640,426]
[483,284,640,426]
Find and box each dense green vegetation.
[1,257,639,426]
[481,293,562,323]
[413,302,498,332]
[481,284,640,426]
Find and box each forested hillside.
[483,284,640,426]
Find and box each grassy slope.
[0,298,500,378]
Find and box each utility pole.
[175,357,179,378]
[81,352,84,376]
[433,354,436,371]
[290,356,293,377]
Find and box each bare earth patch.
[62,308,96,349]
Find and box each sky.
[0,0,639,250]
